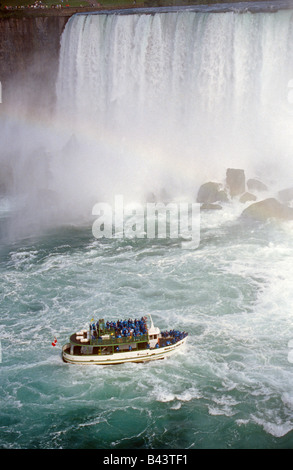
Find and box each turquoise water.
[1,207,293,449]
[1,2,293,450]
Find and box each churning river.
[1,1,293,450]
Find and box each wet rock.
[278,187,293,203]
[239,192,257,204]
[247,178,268,192]
[0,163,14,194]
[241,198,293,221]
[145,192,157,203]
[200,203,222,211]
[197,182,228,204]
[159,188,171,204]
[0,16,68,112]
[226,168,245,197]
[217,190,229,203]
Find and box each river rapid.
[1,1,293,450]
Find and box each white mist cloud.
[1,9,293,240]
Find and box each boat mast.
[148,314,154,330]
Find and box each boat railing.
[90,333,148,346]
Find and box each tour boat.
[62,315,188,365]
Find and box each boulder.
[159,188,171,204]
[226,168,245,197]
[241,198,293,221]
[145,192,157,203]
[0,163,14,194]
[247,178,268,192]
[200,203,222,211]
[278,187,293,203]
[217,190,229,203]
[239,192,257,204]
[197,182,228,204]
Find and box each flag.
[52,337,57,347]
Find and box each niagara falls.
[1,0,293,451]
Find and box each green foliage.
[0,0,277,14]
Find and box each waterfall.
[2,6,293,238]
[55,8,293,205]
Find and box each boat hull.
[62,336,187,365]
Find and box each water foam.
[2,5,293,449]
[1,7,293,239]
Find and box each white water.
[2,5,293,449]
[53,8,293,209]
[2,6,293,236]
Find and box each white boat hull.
[62,336,187,365]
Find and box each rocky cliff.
[0,15,69,114]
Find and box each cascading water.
[53,7,293,209]
[2,4,293,235]
[2,3,293,450]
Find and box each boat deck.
[69,331,187,349]
[70,332,149,347]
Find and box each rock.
[0,16,69,113]
[197,182,228,204]
[146,192,157,203]
[278,187,293,203]
[200,203,222,211]
[197,182,220,203]
[0,163,14,194]
[247,178,268,192]
[226,168,245,197]
[241,198,293,221]
[239,192,257,204]
[217,190,229,203]
[159,188,171,204]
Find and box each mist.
[1,7,293,241]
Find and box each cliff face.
[0,16,69,113]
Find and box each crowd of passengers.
[160,329,188,345]
[161,330,188,339]
[90,318,188,346]
[90,317,147,340]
